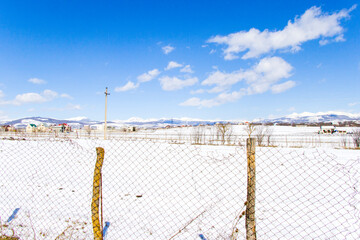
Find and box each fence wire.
[0,137,359,239]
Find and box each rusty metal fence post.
[246,138,257,240]
[91,147,105,240]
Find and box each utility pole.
[104,87,110,140]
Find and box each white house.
[37,123,49,132]
[26,124,37,133]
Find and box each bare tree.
[176,129,183,143]
[84,125,92,138]
[255,125,267,146]
[208,126,218,145]
[352,128,360,148]
[249,124,274,146]
[265,126,274,146]
[341,135,349,148]
[216,123,233,145]
[192,125,205,144]
[226,124,234,145]
[245,123,257,138]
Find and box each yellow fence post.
[246,138,257,240]
[92,147,105,240]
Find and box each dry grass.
[0,236,20,240]
[1,223,19,240]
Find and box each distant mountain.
[1,112,359,129]
[1,116,101,129]
[0,116,235,129]
[255,112,360,124]
[115,117,233,128]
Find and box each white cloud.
[348,102,360,107]
[47,103,82,111]
[115,81,139,92]
[28,78,46,84]
[67,104,81,110]
[60,93,73,99]
[207,86,228,93]
[319,39,330,46]
[180,97,208,107]
[162,45,175,54]
[208,5,356,59]
[203,56,293,94]
[182,57,294,108]
[246,56,293,94]
[159,76,198,91]
[165,61,183,70]
[0,89,60,105]
[43,89,58,99]
[179,91,243,108]
[288,107,296,112]
[334,34,346,42]
[190,89,205,94]
[137,69,161,83]
[180,90,247,108]
[180,65,194,73]
[13,93,47,105]
[202,69,244,92]
[271,80,296,93]
[0,90,4,98]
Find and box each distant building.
[52,123,71,133]
[14,124,27,132]
[38,123,49,132]
[26,124,37,133]
[83,125,91,131]
[1,125,11,132]
[318,126,346,134]
[128,126,137,132]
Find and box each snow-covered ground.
[2,125,358,149]
[1,137,360,239]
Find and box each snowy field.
[1,125,359,149]
[1,137,360,239]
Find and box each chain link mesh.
[1,137,359,239]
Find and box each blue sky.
[0,0,359,121]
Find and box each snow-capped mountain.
[1,116,101,129]
[255,111,360,124]
[1,111,359,129]
[114,117,234,127]
[0,116,236,129]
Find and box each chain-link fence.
[1,137,359,239]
